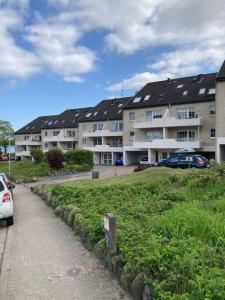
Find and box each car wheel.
[6,216,14,226]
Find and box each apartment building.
[78,97,131,165]
[123,73,217,165]
[41,108,91,153]
[15,115,56,160]
[15,60,225,165]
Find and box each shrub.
[30,148,44,164]
[65,149,93,167]
[46,148,65,169]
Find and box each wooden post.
[104,213,117,255]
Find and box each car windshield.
[0,180,4,192]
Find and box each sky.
[0,0,225,131]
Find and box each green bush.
[65,149,93,167]
[46,148,65,169]
[49,166,225,299]
[30,148,44,164]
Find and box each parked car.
[115,156,123,166]
[157,153,210,169]
[0,154,8,161]
[0,177,14,226]
[0,173,15,199]
[140,156,149,165]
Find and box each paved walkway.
[0,185,130,300]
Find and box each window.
[177,131,196,141]
[118,110,122,114]
[146,131,163,142]
[208,88,216,95]
[86,113,92,118]
[210,128,216,138]
[199,88,206,95]
[177,108,198,119]
[67,130,75,137]
[82,138,87,145]
[209,104,216,116]
[45,131,48,136]
[45,143,48,148]
[177,84,184,88]
[24,136,30,141]
[144,95,151,101]
[93,123,104,131]
[146,110,163,120]
[53,131,60,136]
[103,110,108,115]
[112,137,123,147]
[93,112,98,116]
[112,122,123,132]
[129,112,135,121]
[129,131,135,141]
[0,181,4,192]
[182,90,188,96]
[48,121,53,126]
[94,138,102,146]
[118,103,123,107]
[103,153,112,165]
[133,97,142,103]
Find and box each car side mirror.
[10,183,16,190]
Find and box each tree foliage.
[0,121,14,153]
[30,148,44,164]
[46,148,65,169]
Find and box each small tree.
[65,149,93,167]
[0,121,14,154]
[46,148,65,169]
[30,149,44,164]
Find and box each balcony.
[42,131,77,142]
[133,139,203,150]
[83,145,123,152]
[15,150,31,157]
[15,139,41,146]
[134,116,204,129]
[83,129,123,137]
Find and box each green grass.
[0,161,91,180]
[49,166,225,299]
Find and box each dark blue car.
[115,156,123,166]
[157,153,210,169]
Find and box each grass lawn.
[0,161,91,180]
[49,166,225,299]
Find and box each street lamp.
[8,136,14,178]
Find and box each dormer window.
[118,110,122,114]
[182,90,188,96]
[208,88,216,95]
[199,88,206,95]
[144,95,151,101]
[118,103,123,107]
[177,84,184,88]
[86,113,92,118]
[103,111,108,115]
[93,112,98,116]
[133,97,141,103]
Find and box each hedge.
[65,149,93,167]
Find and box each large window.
[94,138,102,146]
[93,123,104,131]
[146,131,163,142]
[112,137,123,147]
[146,110,163,121]
[112,122,123,132]
[129,131,135,141]
[177,108,198,119]
[67,130,76,137]
[103,153,112,165]
[53,131,60,136]
[177,131,196,141]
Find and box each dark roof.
[124,73,217,110]
[41,107,92,129]
[16,115,57,135]
[79,97,132,122]
[216,60,225,82]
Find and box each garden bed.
[33,166,225,299]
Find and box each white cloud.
[0,9,41,79]
[106,71,173,92]
[26,21,96,77]
[63,75,84,83]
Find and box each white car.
[0,178,14,226]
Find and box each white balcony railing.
[83,129,123,137]
[134,116,204,129]
[133,139,203,150]
[83,145,123,152]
